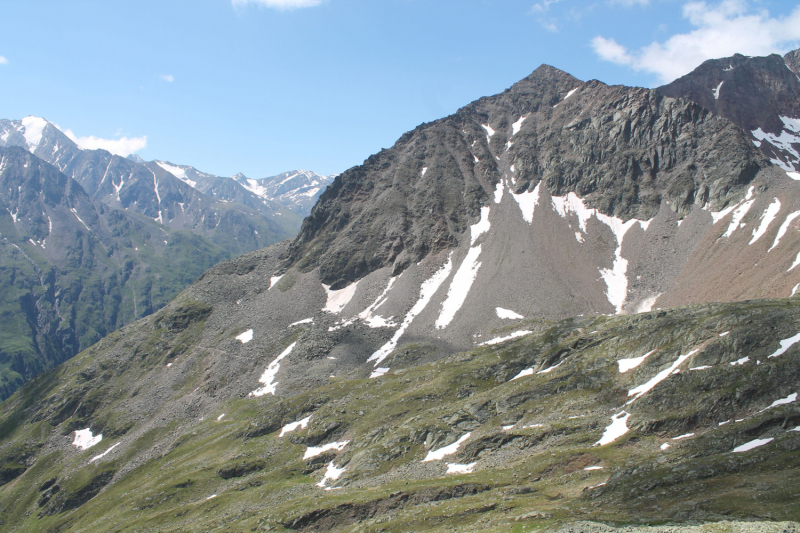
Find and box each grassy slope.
[0,297,798,531]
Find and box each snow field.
[446,462,477,474]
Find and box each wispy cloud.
[608,0,648,6]
[0,56,8,65]
[63,129,147,157]
[530,0,563,13]
[232,0,324,10]
[592,0,800,83]
[159,74,174,83]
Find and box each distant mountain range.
[0,118,333,399]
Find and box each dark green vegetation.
[0,294,797,532]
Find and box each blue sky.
[1,0,798,178]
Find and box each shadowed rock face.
[281,64,767,289]
[659,50,800,172]
[784,48,800,76]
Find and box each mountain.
[150,162,333,217]
[0,145,231,400]
[0,118,301,256]
[1,53,800,532]
[658,51,800,174]
[233,170,336,216]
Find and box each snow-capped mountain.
[0,118,301,255]
[151,161,334,217]
[234,170,336,216]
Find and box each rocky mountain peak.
[280,67,768,290]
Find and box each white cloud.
[592,0,800,83]
[159,74,174,83]
[63,129,147,157]
[232,0,323,9]
[0,56,8,65]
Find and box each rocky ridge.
[659,52,800,173]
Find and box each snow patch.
[236,329,253,343]
[712,81,724,100]
[732,438,773,453]
[768,332,800,358]
[730,356,749,366]
[661,443,671,451]
[757,392,797,414]
[496,307,524,319]
[481,124,495,137]
[421,167,428,177]
[280,415,312,437]
[617,350,656,373]
[357,276,398,328]
[289,318,313,327]
[269,275,283,289]
[88,442,120,463]
[634,295,660,313]
[749,198,781,244]
[480,330,532,346]
[493,180,504,204]
[323,281,359,314]
[595,412,630,446]
[722,189,756,238]
[73,429,102,451]
[510,368,534,381]
[563,87,579,100]
[511,182,541,224]
[370,367,390,378]
[304,440,349,460]
[584,466,604,471]
[627,349,699,403]
[156,161,197,188]
[70,208,91,231]
[446,462,477,474]
[435,245,483,329]
[787,171,800,180]
[250,342,296,397]
[316,462,346,488]
[537,361,563,374]
[423,433,471,462]
[512,116,527,135]
[673,433,694,440]
[769,210,800,251]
